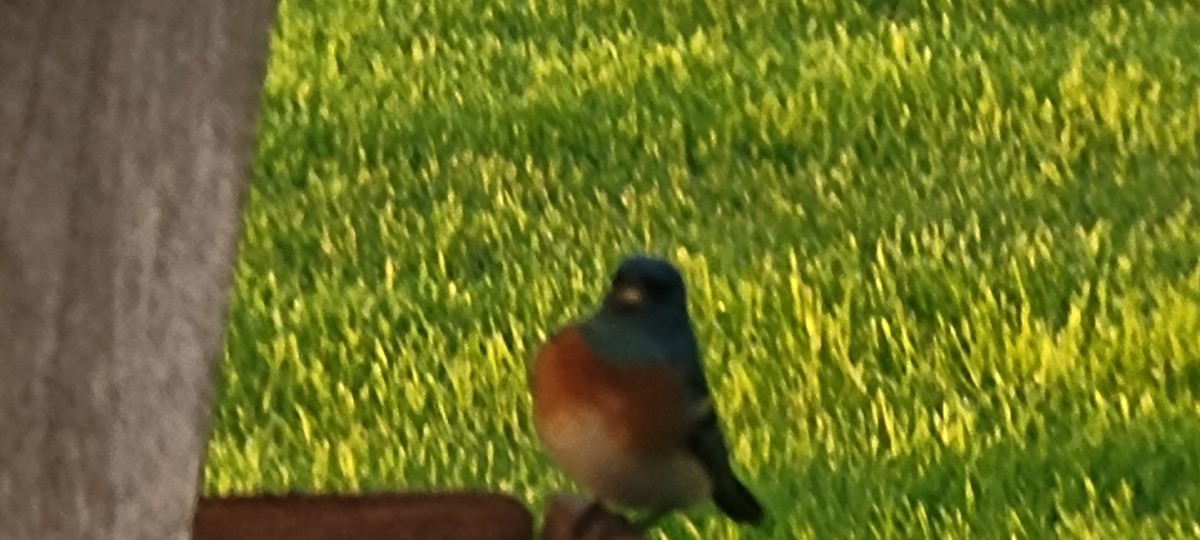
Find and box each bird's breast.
[530,324,693,457]
[529,325,709,509]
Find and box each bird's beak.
[613,285,643,307]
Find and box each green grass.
[202,0,1200,537]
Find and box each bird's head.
[600,254,689,321]
[580,253,695,352]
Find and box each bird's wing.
[683,396,765,523]
[673,347,765,524]
[666,334,710,401]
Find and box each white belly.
[538,406,711,512]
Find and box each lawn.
[201,0,1200,538]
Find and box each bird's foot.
[570,500,608,539]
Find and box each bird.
[529,254,764,535]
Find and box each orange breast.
[531,324,691,456]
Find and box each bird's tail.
[713,474,765,524]
[686,401,766,525]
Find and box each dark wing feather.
[685,404,765,524]
[673,337,764,524]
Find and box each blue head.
[580,255,699,365]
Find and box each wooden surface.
[194,492,536,540]
[0,2,658,539]
[0,0,277,538]
[192,491,647,540]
